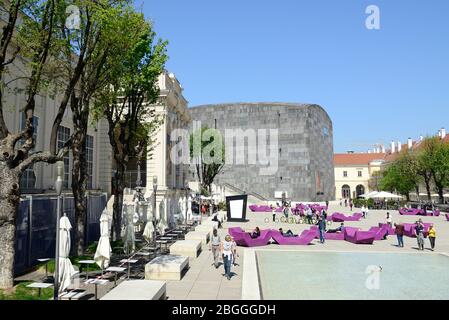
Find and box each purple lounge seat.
[403,223,431,238]
[368,226,389,241]
[309,226,345,240]
[446,214,449,221]
[330,212,363,222]
[228,227,245,238]
[378,223,395,236]
[399,208,424,216]
[271,230,316,245]
[231,229,273,247]
[344,227,375,244]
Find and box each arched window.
[356,185,365,198]
[342,185,351,199]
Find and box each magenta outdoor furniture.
[329,212,363,222]
[230,229,273,247]
[368,226,389,241]
[271,230,316,245]
[378,223,395,236]
[399,208,424,216]
[446,214,449,221]
[228,227,245,238]
[309,226,345,240]
[403,223,431,238]
[344,227,375,245]
[249,205,272,212]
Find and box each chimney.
[442,128,446,139]
[420,135,424,142]
[381,145,386,153]
[408,138,413,149]
[391,141,396,153]
[397,141,402,152]
[438,129,442,138]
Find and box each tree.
[379,158,416,201]
[93,12,167,240]
[0,0,67,289]
[368,170,382,192]
[190,126,225,196]
[63,0,132,255]
[420,137,449,204]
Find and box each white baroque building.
[145,72,192,226]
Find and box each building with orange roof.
[334,128,448,200]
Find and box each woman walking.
[428,224,436,251]
[220,235,236,280]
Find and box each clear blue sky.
[136,0,449,153]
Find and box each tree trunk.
[423,174,432,201]
[71,129,88,256]
[0,162,20,289]
[111,162,125,241]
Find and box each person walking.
[428,224,436,251]
[306,206,313,224]
[415,220,425,251]
[210,229,221,268]
[349,200,353,211]
[316,216,326,244]
[394,222,405,247]
[365,206,369,219]
[361,205,366,219]
[220,235,236,280]
[386,212,393,228]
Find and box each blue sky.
[136,0,449,153]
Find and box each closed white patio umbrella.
[58,215,77,293]
[94,210,112,270]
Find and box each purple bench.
[399,208,424,216]
[368,226,389,241]
[378,223,395,236]
[446,214,449,221]
[344,227,375,245]
[271,230,316,246]
[329,212,363,222]
[229,228,273,247]
[309,226,345,240]
[403,223,431,238]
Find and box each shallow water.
[257,251,449,300]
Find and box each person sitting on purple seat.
[328,223,345,233]
[279,228,297,237]
[250,227,261,239]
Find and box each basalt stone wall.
[188,103,335,202]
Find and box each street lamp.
[152,176,158,246]
[54,161,64,300]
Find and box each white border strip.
[241,249,261,300]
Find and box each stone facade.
[189,103,335,202]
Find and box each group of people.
[394,219,437,251]
[340,198,354,211]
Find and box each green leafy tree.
[189,126,225,196]
[93,12,167,240]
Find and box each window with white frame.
[57,126,71,189]
[343,171,348,178]
[19,113,39,190]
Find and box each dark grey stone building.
[189,103,335,202]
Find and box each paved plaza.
[163,201,449,300]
